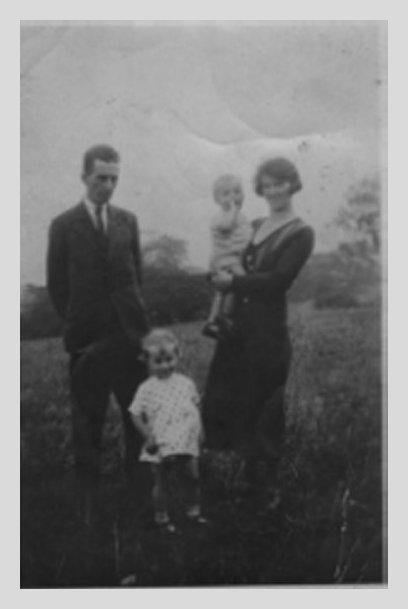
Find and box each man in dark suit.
[47,144,149,497]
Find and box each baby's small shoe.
[202,321,220,339]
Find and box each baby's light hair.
[212,174,243,203]
[143,328,180,357]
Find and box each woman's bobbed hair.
[253,157,302,197]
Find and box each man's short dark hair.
[82,144,120,176]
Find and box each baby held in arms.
[202,174,251,339]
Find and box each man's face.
[82,159,120,205]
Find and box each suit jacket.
[47,201,149,353]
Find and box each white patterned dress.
[129,372,202,463]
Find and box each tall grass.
[20,302,384,586]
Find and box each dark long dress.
[203,217,314,476]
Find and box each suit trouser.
[69,330,147,483]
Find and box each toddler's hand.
[145,435,158,455]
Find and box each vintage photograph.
[20,20,386,587]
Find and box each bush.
[20,249,381,340]
[21,269,212,340]
[289,250,380,309]
[20,285,63,340]
[143,267,211,326]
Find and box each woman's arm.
[231,227,315,298]
[190,381,205,445]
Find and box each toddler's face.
[148,347,178,379]
[215,179,244,212]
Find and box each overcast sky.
[21,21,386,285]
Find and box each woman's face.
[260,175,292,211]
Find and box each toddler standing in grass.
[129,329,207,533]
[202,174,251,339]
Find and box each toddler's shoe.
[157,521,177,534]
[154,510,177,534]
[187,514,209,525]
[186,506,209,525]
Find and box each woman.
[202,157,315,507]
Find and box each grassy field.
[21,302,385,587]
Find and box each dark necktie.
[94,205,105,235]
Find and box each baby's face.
[148,346,178,379]
[215,180,244,212]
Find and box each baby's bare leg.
[207,291,223,323]
[151,464,170,524]
[220,292,235,316]
[182,457,201,518]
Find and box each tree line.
[21,176,382,340]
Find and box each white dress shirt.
[83,197,108,232]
